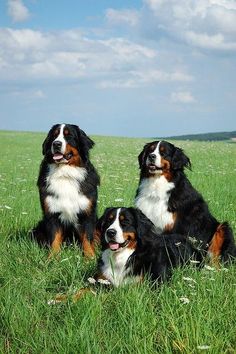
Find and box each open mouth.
[108,240,130,251]
[148,164,163,172]
[52,152,73,163]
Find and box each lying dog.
[33,123,100,257]
[135,140,236,262]
[94,207,202,287]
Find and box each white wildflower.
[47,299,62,305]
[188,283,195,289]
[179,296,190,304]
[88,277,97,285]
[4,205,12,210]
[197,345,210,350]
[221,267,229,272]
[204,265,216,271]
[183,277,196,283]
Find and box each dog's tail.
[208,222,236,263]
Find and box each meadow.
[0,130,236,354]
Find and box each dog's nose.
[149,153,156,162]
[106,228,117,239]
[53,141,62,150]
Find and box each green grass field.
[0,130,236,354]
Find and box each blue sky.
[0,0,236,137]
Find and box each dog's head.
[42,123,94,166]
[138,140,191,178]
[97,207,155,252]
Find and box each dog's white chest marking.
[101,248,135,287]
[135,175,175,232]
[46,164,90,224]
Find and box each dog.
[135,140,236,262]
[33,123,100,257]
[93,207,202,287]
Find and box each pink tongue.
[53,154,64,161]
[109,243,119,250]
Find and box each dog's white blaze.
[135,175,175,232]
[105,208,125,244]
[46,164,90,225]
[100,248,135,287]
[51,123,67,154]
[147,141,162,168]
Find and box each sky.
[0,0,236,137]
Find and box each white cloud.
[0,27,195,92]
[33,89,45,98]
[106,8,140,27]
[132,70,194,83]
[142,0,236,51]
[9,88,46,99]
[171,91,196,103]
[185,31,236,50]
[99,69,193,89]
[0,28,158,81]
[7,0,30,23]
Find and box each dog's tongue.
[53,153,64,161]
[109,243,120,251]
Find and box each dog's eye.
[53,129,59,137]
[159,147,166,157]
[64,129,71,136]
[120,218,130,226]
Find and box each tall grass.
[0,131,236,353]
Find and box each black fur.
[136,140,236,262]
[96,207,202,284]
[32,123,100,255]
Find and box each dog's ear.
[138,149,146,169]
[138,142,152,169]
[79,128,95,150]
[42,126,55,155]
[96,208,114,247]
[128,208,154,241]
[42,135,49,155]
[172,147,191,171]
[42,124,60,156]
[73,125,94,162]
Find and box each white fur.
[101,208,140,287]
[51,123,66,154]
[105,208,124,244]
[135,175,175,233]
[147,141,162,168]
[100,247,135,287]
[46,164,90,225]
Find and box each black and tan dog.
[33,123,100,257]
[93,207,202,287]
[135,140,236,262]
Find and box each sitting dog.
[135,140,236,262]
[33,123,100,257]
[94,207,202,287]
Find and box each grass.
[0,130,236,353]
